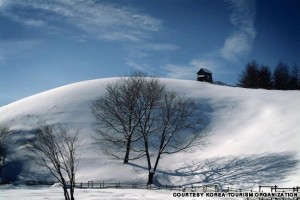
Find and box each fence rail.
[25,180,56,186]
[25,180,221,191]
[259,185,300,193]
[23,180,300,199]
[76,181,222,191]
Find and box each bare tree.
[0,126,11,178]
[91,73,206,184]
[27,124,79,200]
[91,74,148,164]
[138,89,205,184]
[134,78,165,182]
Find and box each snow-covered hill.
[1,78,299,189]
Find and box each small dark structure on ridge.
[197,68,213,83]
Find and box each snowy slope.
[0,78,299,189]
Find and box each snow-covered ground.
[0,185,244,200]
[0,186,184,200]
[0,78,299,198]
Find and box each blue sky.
[0,0,299,105]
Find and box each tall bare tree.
[137,89,205,184]
[134,78,165,181]
[92,73,206,184]
[0,126,11,179]
[27,124,79,200]
[91,74,148,163]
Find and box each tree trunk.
[70,173,75,200]
[147,171,155,185]
[123,152,129,164]
[60,175,70,200]
[123,135,132,164]
[147,153,161,185]
[70,188,74,200]
[153,152,161,175]
[63,186,70,200]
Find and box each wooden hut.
[196,68,213,83]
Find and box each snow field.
[0,78,299,190]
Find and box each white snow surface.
[0,78,300,190]
[0,185,243,200]
[0,186,178,200]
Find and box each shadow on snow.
[161,152,299,189]
[130,152,299,189]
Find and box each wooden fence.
[76,181,224,191]
[259,185,300,193]
[25,180,56,186]
[25,180,220,191]
[23,181,300,199]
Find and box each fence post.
[87,181,93,188]
[115,182,120,188]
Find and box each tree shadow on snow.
[154,152,299,189]
[1,159,24,182]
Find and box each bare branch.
[26,124,79,200]
[91,74,151,163]
[0,126,11,173]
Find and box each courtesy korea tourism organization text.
[172,185,300,199]
[172,191,299,198]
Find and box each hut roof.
[197,68,212,74]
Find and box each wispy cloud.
[0,0,161,42]
[162,55,221,80]
[221,0,256,62]
[126,60,153,72]
[124,42,179,72]
[0,40,40,64]
[161,0,256,81]
[142,43,179,51]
